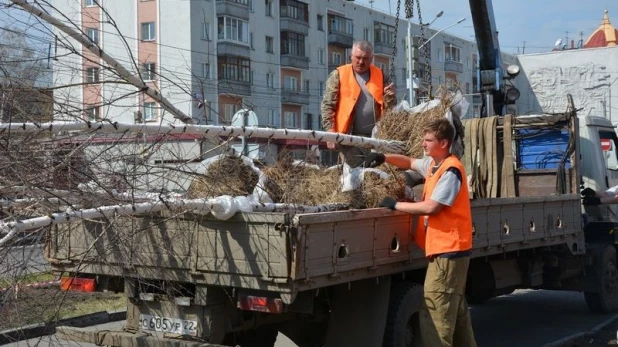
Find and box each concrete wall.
[516,46,618,125]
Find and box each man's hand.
[581,187,597,197]
[379,197,398,210]
[384,83,396,97]
[327,142,336,150]
[583,196,602,206]
[347,152,386,168]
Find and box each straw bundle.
[188,157,259,198]
[360,169,412,208]
[375,90,453,158]
[262,163,349,206]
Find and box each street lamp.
[408,17,467,105]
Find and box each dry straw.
[375,89,454,158]
[187,157,259,198]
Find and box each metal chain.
[404,0,413,19]
[389,0,402,83]
[417,0,431,99]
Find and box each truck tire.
[382,282,423,347]
[222,328,278,347]
[585,245,618,314]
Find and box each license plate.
[139,314,197,336]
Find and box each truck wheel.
[222,328,278,347]
[585,245,618,314]
[382,282,423,347]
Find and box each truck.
[12,1,618,347]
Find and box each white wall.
[516,46,618,125]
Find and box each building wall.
[516,46,618,124]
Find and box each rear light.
[237,295,283,314]
[60,277,95,292]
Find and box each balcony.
[328,30,353,48]
[218,80,251,96]
[216,0,249,20]
[280,17,309,35]
[374,41,393,56]
[444,61,464,73]
[217,41,250,57]
[281,90,310,105]
[281,54,309,70]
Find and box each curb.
[543,314,618,347]
[0,280,60,293]
[0,310,127,345]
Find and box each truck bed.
[46,194,583,303]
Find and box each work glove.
[581,188,597,197]
[379,197,398,210]
[582,196,601,206]
[347,152,386,168]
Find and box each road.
[4,289,615,347]
[0,244,49,280]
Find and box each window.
[329,15,353,34]
[376,62,386,71]
[363,27,370,41]
[85,0,96,6]
[445,44,461,62]
[84,106,100,120]
[303,79,310,93]
[268,109,278,127]
[437,48,443,62]
[141,22,155,41]
[86,67,99,83]
[466,57,471,69]
[280,0,308,22]
[332,52,341,65]
[266,73,275,88]
[266,36,274,53]
[265,0,273,17]
[141,63,155,81]
[284,111,297,128]
[143,102,157,121]
[217,16,249,44]
[218,56,251,82]
[318,81,324,97]
[201,63,210,79]
[374,22,395,45]
[280,31,305,56]
[201,22,210,40]
[86,28,99,44]
[248,0,253,11]
[303,113,313,130]
[284,76,297,91]
[250,32,254,49]
[317,15,324,31]
[317,49,324,64]
[345,48,351,63]
[221,104,238,125]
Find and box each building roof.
[584,10,618,48]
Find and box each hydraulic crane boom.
[468,0,519,117]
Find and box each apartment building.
[52,0,516,166]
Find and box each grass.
[52,291,127,321]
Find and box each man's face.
[351,47,373,74]
[422,132,449,158]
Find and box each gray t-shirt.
[412,156,462,206]
[352,71,375,136]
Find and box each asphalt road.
[0,244,49,280]
[4,289,616,347]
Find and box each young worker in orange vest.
[320,40,396,151]
[355,117,477,347]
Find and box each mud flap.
[324,276,391,347]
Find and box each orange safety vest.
[415,156,473,257]
[333,64,385,134]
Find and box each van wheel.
[382,282,423,347]
[223,328,278,347]
[585,245,618,314]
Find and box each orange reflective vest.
[415,156,473,257]
[332,64,385,134]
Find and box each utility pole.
[522,41,526,54]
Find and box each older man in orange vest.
[321,40,396,150]
[356,117,477,347]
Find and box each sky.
[354,0,618,54]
